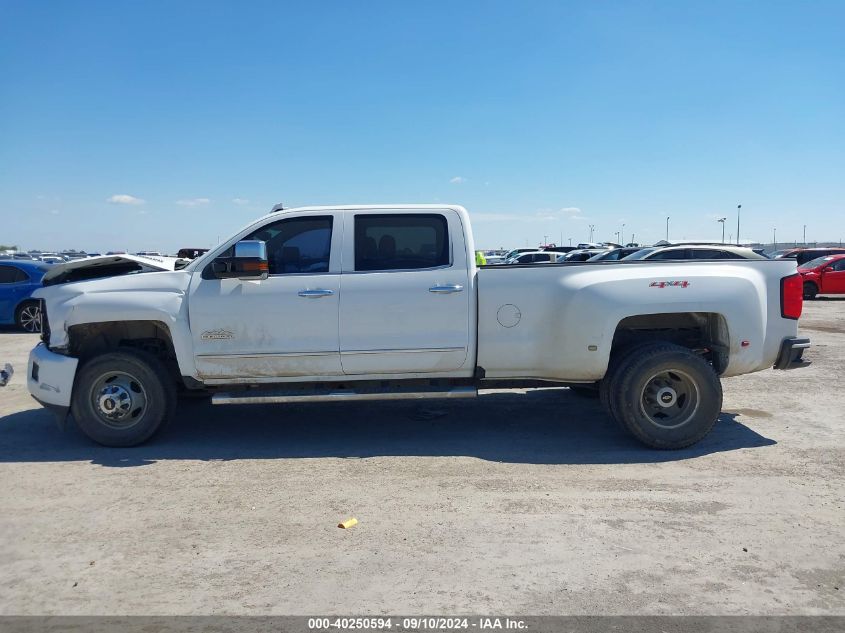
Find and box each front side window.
[832,259,845,272]
[354,214,449,271]
[239,216,333,275]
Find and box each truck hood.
[41,254,179,286]
[33,269,193,350]
[34,269,191,301]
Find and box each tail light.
[781,274,803,320]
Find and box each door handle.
[429,284,464,294]
[298,289,335,298]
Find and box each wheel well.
[612,312,730,374]
[68,320,182,384]
[15,298,39,313]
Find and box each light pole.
[717,217,726,243]
[773,228,776,250]
[568,237,572,246]
[615,231,621,244]
[665,216,670,241]
[803,225,807,246]
[630,233,635,245]
[543,235,548,247]
[736,204,741,245]
[621,223,626,245]
[589,224,595,242]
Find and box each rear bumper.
[773,337,811,370]
[27,343,78,408]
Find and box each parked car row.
[490,243,768,265]
[1,247,212,263]
[479,243,845,302]
[771,247,845,266]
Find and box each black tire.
[71,349,176,447]
[608,342,722,450]
[568,384,600,398]
[803,281,818,300]
[15,300,42,333]
[599,341,658,417]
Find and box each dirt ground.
[0,300,843,615]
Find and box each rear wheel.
[71,350,176,447]
[599,341,656,417]
[607,343,722,449]
[803,281,818,300]
[15,300,41,333]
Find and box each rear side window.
[0,265,28,283]
[355,214,449,271]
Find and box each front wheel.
[608,343,722,449]
[71,350,176,447]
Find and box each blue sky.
[1,1,843,252]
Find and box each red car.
[798,253,845,299]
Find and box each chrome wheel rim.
[90,371,148,429]
[19,305,41,333]
[640,369,700,429]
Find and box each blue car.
[0,260,49,332]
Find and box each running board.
[211,386,477,405]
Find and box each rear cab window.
[354,214,450,271]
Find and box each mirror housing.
[209,240,269,280]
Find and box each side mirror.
[209,240,269,280]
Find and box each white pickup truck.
[28,205,809,449]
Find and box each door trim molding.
[340,347,465,356]
[196,351,338,360]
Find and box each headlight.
[39,299,50,345]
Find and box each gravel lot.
[0,300,843,615]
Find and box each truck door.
[188,213,343,379]
[338,210,472,375]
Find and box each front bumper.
[773,337,811,370]
[27,343,79,408]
